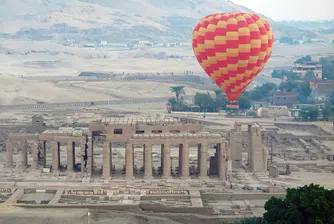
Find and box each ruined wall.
[201,193,286,201]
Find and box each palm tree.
[170,86,185,101]
[214,89,222,112]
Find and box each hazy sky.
[231,0,334,21]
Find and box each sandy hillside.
[0,75,110,105]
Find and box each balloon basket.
[227,101,239,109]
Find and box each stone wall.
[201,193,286,201]
[139,203,214,215]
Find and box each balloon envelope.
[192,12,274,101]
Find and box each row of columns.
[5,140,82,172]
[102,142,225,180]
[6,139,225,180]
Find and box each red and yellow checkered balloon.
[192,12,274,101]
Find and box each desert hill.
[0,0,311,42]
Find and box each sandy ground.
[280,172,334,189]
[0,207,188,224]
[68,80,207,99]
[0,74,207,105]
[0,75,108,105]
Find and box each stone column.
[21,140,28,168]
[178,144,183,175]
[52,142,60,171]
[143,144,145,171]
[125,143,134,179]
[103,141,111,179]
[162,143,171,178]
[160,144,164,174]
[110,143,112,173]
[32,141,39,169]
[218,142,226,180]
[144,144,153,179]
[226,141,232,181]
[67,141,74,172]
[5,140,13,168]
[248,124,265,172]
[232,130,242,162]
[86,137,93,174]
[197,144,201,175]
[80,141,86,172]
[181,143,190,179]
[200,142,208,179]
[42,141,47,168]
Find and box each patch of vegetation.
[271,70,300,81]
[222,184,334,224]
[264,184,334,224]
[295,55,312,64]
[319,57,334,80]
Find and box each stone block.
[190,182,202,187]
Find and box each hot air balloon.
[192,12,274,109]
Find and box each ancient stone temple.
[5,118,268,180]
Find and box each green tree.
[271,69,285,79]
[279,81,296,92]
[299,106,319,121]
[218,94,228,110]
[322,92,334,121]
[167,97,190,112]
[170,86,185,101]
[299,81,311,103]
[271,70,300,81]
[303,70,315,81]
[295,55,312,64]
[287,72,301,81]
[279,81,311,104]
[319,57,334,80]
[264,184,334,224]
[249,83,277,102]
[239,94,252,110]
[168,97,177,106]
[322,105,334,121]
[194,92,215,112]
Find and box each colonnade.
[101,141,226,180]
[5,137,226,180]
[5,139,85,172]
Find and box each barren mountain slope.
[0,0,309,42]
